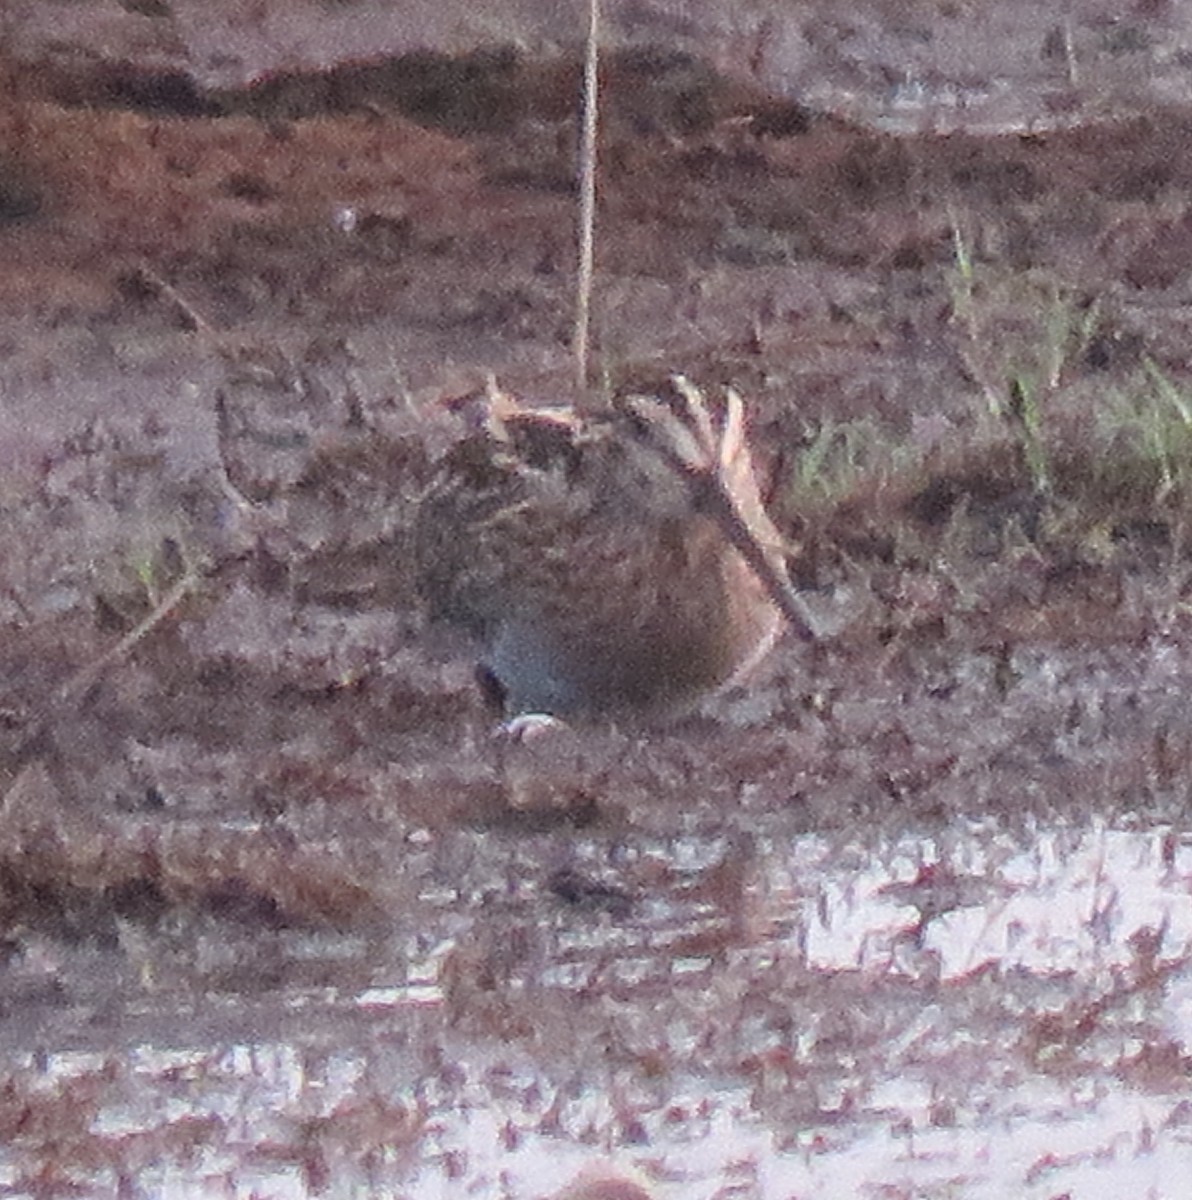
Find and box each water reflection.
[3,821,1189,1197]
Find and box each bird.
[414,376,816,720]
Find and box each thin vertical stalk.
[574,0,599,392]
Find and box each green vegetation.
[773,244,1192,578]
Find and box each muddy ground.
[2,3,1192,1197]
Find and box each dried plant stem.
[573,0,600,391]
[55,570,200,708]
[5,569,201,778]
[134,262,217,337]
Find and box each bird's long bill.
[702,480,818,643]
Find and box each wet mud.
[1,7,1192,1196]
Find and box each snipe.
[415,377,816,719]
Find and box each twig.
[4,569,202,778]
[135,262,219,339]
[573,0,600,391]
[54,570,200,707]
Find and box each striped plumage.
[415,377,813,719]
